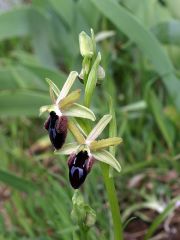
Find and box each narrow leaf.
[0,7,30,41]
[59,89,81,110]
[56,71,78,103]
[149,90,173,149]
[90,137,122,151]
[63,103,96,121]
[55,143,79,155]
[93,150,121,172]
[0,90,49,116]
[152,20,180,46]
[86,114,112,143]
[0,170,37,193]
[120,100,147,112]
[84,52,101,107]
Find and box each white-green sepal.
[93,150,121,172]
[86,114,112,143]
[56,71,78,104]
[63,103,96,121]
[55,143,79,155]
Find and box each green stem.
[101,163,123,240]
[80,225,88,240]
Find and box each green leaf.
[63,103,96,121]
[86,114,112,143]
[93,150,121,172]
[90,0,180,110]
[28,8,56,68]
[0,170,37,193]
[120,100,147,112]
[49,0,74,27]
[55,143,79,155]
[84,52,101,107]
[148,90,174,149]
[0,90,49,116]
[23,64,67,87]
[152,20,180,46]
[0,7,30,40]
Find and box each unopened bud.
[71,190,96,228]
[79,31,94,58]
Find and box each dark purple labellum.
[44,111,68,150]
[68,151,94,189]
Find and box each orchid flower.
[40,71,96,149]
[56,114,122,188]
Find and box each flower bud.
[79,31,94,58]
[97,65,105,80]
[97,65,105,85]
[44,111,68,150]
[71,190,96,228]
[68,151,94,189]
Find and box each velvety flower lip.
[44,111,68,150]
[56,114,123,188]
[68,150,95,189]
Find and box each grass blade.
[0,170,36,193]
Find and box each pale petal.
[86,114,112,143]
[55,143,79,155]
[56,71,78,103]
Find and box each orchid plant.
[40,29,124,240]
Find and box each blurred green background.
[0,0,180,239]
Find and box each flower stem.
[101,163,123,240]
